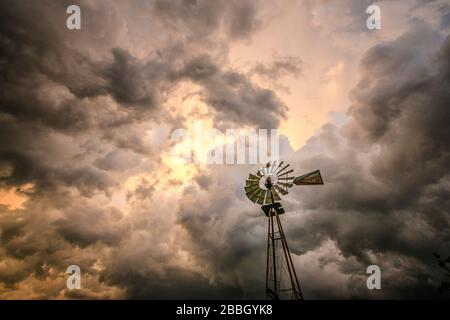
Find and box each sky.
[0,0,449,299]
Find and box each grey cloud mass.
[0,0,449,300]
[283,23,450,298]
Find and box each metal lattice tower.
[244,161,324,300]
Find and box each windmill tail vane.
[244,161,324,300]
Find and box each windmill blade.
[278,169,294,177]
[276,163,290,175]
[274,185,288,196]
[248,188,264,203]
[269,161,277,174]
[277,179,294,184]
[264,191,273,205]
[256,190,267,205]
[249,189,264,203]
[256,171,263,178]
[265,161,272,171]
[277,176,294,181]
[249,193,260,203]
[260,162,271,175]
[244,185,260,193]
[248,173,260,181]
[277,178,294,184]
[278,182,294,189]
[246,186,263,201]
[270,187,282,201]
[272,161,284,174]
[245,179,260,186]
[256,189,265,201]
[247,186,262,197]
[293,170,324,185]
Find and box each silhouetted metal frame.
[265,190,303,300]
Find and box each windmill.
[244,161,324,300]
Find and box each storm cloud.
[0,0,449,300]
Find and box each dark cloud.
[55,206,129,247]
[0,0,449,300]
[0,0,280,299]
[251,55,302,80]
[152,0,261,41]
[144,53,287,128]
[171,24,450,299]
[194,174,213,190]
[0,0,280,189]
[102,262,245,299]
[280,25,450,298]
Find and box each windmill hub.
[264,176,273,189]
[261,175,276,190]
